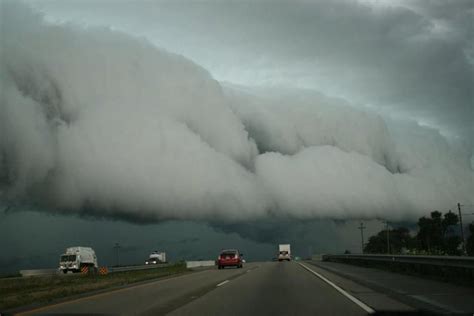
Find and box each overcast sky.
[29,0,474,141]
[1,0,473,272]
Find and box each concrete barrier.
[20,269,58,277]
[19,263,171,277]
[186,260,215,269]
[18,262,215,278]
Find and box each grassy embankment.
[0,263,188,311]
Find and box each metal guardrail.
[108,263,170,273]
[19,263,172,277]
[322,254,474,269]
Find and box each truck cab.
[145,251,166,264]
[59,247,98,273]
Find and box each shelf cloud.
[1,1,473,224]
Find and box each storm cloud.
[29,0,473,140]
[1,1,473,224]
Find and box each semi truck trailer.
[278,244,291,261]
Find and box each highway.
[18,262,376,315]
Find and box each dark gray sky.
[0,208,275,273]
[0,207,385,273]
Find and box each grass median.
[0,262,188,311]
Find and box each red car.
[217,249,243,269]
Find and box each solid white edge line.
[216,280,229,287]
[298,263,376,314]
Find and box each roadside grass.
[0,263,188,310]
[0,272,21,279]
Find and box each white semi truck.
[59,247,98,273]
[145,251,167,264]
[278,244,291,261]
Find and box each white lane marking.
[299,263,376,314]
[246,270,251,273]
[216,280,229,287]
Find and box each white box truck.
[278,244,291,261]
[145,251,167,264]
[59,247,98,273]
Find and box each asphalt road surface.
[19,262,373,315]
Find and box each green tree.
[467,223,474,256]
[364,227,413,254]
[442,211,459,236]
[417,211,443,253]
[444,236,462,255]
[416,210,461,255]
[365,233,386,254]
[441,211,461,255]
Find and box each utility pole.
[386,221,390,254]
[358,222,366,254]
[458,203,466,255]
[114,243,121,266]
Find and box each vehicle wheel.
[62,270,67,274]
[218,265,222,270]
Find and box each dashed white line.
[298,263,376,314]
[216,280,229,287]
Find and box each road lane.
[166,261,368,315]
[19,263,259,315]
[309,260,474,314]
[20,262,377,315]
[299,262,375,314]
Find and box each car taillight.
[235,254,238,259]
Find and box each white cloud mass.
[0,1,473,223]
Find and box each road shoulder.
[308,260,474,314]
[302,261,417,314]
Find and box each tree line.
[364,210,474,256]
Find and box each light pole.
[385,221,390,254]
[114,243,121,266]
[358,222,366,254]
[457,203,474,255]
